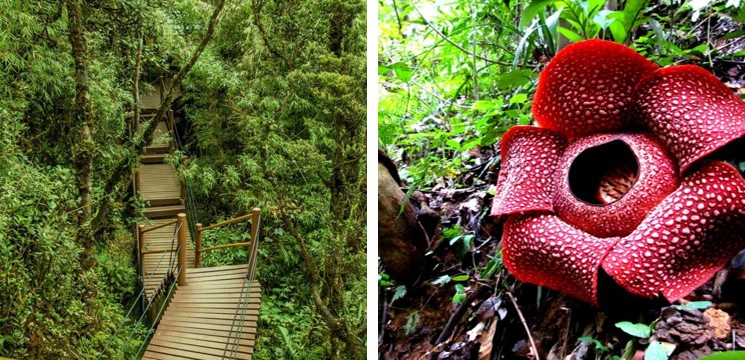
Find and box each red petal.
[502,213,618,305]
[553,133,680,237]
[491,126,567,216]
[602,161,745,302]
[533,39,659,138]
[635,65,745,172]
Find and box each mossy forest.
[379,0,745,359]
[1,0,365,358]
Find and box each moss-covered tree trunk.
[66,0,95,268]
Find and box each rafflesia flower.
[492,39,745,305]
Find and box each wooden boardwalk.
[142,265,261,359]
[134,78,261,359]
[137,118,191,299]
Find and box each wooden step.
[144,197,182,207]
[144,205,186,219]
[142,92,161,112]
[145,143,171,155]
[142,153,166,164]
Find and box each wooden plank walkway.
[135,77,260,359]
[137,113,189,299]
[142,265,261,360]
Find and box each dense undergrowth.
[380,0,745,188]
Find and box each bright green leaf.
[451,274,469,282]
[645,340,674,360]
[673,301,712,310]
[615,321,651,338]
[558,26,584,43]
[699,351,745,360]
[510,93,528,104]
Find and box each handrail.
[195,208,260,268]
[141,248,177,255]
[199,242,251,254]
[200,213,253,232]
[140,218,178,234]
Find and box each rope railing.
[132,261,184,358]
[119,241,183,359]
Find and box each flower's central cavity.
[568,140,639,205]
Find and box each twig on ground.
[379,292,389,345]
[507,291,541,360]
[428,285,491,360]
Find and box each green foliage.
[176,0,367,357]
[578,336,621,360]
[699,351,745,360]
[644,340,673,360]
[673,300,712,310]
[615,321,652,338]
[0,138,145,358]
[380,0,538,186]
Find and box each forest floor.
[378,26,745,359]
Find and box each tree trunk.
[66,0,95,269]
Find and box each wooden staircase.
[133,78,261,359]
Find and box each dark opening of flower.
[568,140,638,205]
[492,39,745,305]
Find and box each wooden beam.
[195,223,203,268]
[141,218,178,233]
[199,242,251,254]
[178,213,187,286]
[200,213,253,231]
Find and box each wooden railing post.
[138,224,145,282]
[177,213,187,286]
[195,223,203,268]
[247,208,261,275]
